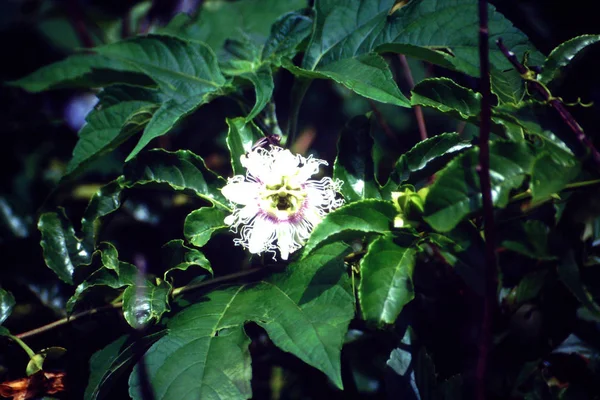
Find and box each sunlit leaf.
[302,199,396,257]
[123,149,229,210]
[286,54,410,107]
[65,101,157,178]
[184,207,229,248]
[530,153,580,204]
[0,288,15,325]
[38,210,90,285]
[122,279,171,329]
[129,243,353,399]
[359,235,415,324]
[162,240,213,279]
[384,132,471,194]
[424,141,535,232]
[173,0,307,52]
[540,34,600,85]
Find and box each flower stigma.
[221,145,343,260]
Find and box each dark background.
[1,0,600,399]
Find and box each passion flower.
[221,146,343,260]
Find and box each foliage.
[2,0,600,399]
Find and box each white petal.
[296,158,325,182]
[271,150,299,179]
[239,203,260,221]
[277,223,293,260]
[222,182,260,205]
[241,151,270,180]
[248,217,276,254]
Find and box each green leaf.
[359,235,416,324]
[38,210,90,285]
[174,0,307,52]
[530,153,580,204]
[65,101,157,177]
[162,239,213,279]
[540,34,600,85]
[501,220,557,260]
[226,118,264,175]
[262,11,313,63]
[0,288,15,325]
[97,85,165,107]
[94,35,226,100]
[93,35,228,161]
[410,78,523,139]
[123,279,171,329]
[558,251,600,318]
[333,115,381,202]
[85,332,166,400]
[286,54,410,107]
[384,132,471,193]
[123,149,229,210]
[424,141,535,232]
[8,54,147,92]
[184,207,229,248]
[514,270,548,305]
[132,93,228,161]
[80,179,124,253]
[302,199,396,257]
[492,101,577,159]
[67,243,137,313]
[411,78,481,120]
[26,347,67,376]
[130,243,353,399]
[220,38,274,121]
[303,0,542,96]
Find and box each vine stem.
[496,39,600,167]
[15,267,263,340]
[476,0,498,399]
[398,54,428,140]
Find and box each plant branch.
[65,0,94,48]
[476,1,498,399]
[15,267,264,340]
[398,54,428,140]
[496,39,600,167]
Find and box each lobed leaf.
[286,54,410,107]
[130,243,353,399]
[302,0,542,102]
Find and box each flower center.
[260,176,306,219]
